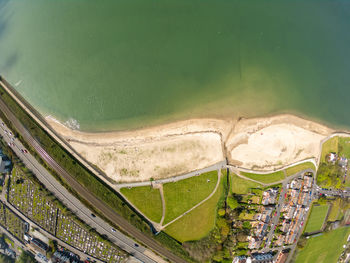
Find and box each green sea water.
[0,0,350,131]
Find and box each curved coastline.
[0,75,344,184]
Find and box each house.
[328,152,337,163]
[251,252,274,263]
[339,157,348,168]
[29,238,48,255]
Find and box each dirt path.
[161,170,221,230]
[159,185,166,226]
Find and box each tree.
[15,251,36,263]
[0,254,14,263]
[227,196,239,210]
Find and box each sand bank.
[46,114,333,182]
[225,115,333,169]
[47,117,232,182]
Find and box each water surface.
[0,0,350,131]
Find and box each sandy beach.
[46,114,334,183]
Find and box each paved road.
[0,102,182,263]
[0,189,104,263]
[115,160,227,189]
[0,119,156,262]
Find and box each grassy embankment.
[240,171,285,184]
[230,173,262,194]
[164,174,225,242]
[163,170,218,224]
[304,204,329,233]
[120,186,163,223]
[285,162,316,177]
[320,136,339,162]
[236,161,315,186]
[0,82,193,261]
[295,227,350,263]
[327,198,350,222]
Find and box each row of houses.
[275,173,313,247]
[248,188,279,250]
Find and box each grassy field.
[339,137,350,159]
[304,204,329,233]
[240,171,285,184]
[328,199,341,222]
[295,227,350,263]
[285,162,316,177]
[164,175,225,242]
[231,173,262,194]
[320,136,339,162]
[120,186,163,223]
[163,171,218,224]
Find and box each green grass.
[339,137,350,159]
[285,162,316,177]
[164,175,225,242]
[295,227,350,263]
[304,204,329,233]
[163,171,218,224]
[320,136,339,163]
[240,171,285,184]
[120,186,163,223]
[328,199,341,222]
[231,173,262,194]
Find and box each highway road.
[0,97,187,263]
[0,118,157,263]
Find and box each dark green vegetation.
[327,198,350,222]
[16,251,36,263]
[0,202,26,243]
[317,163,343,189]
[177,170,277,262]
[0,254,14,263]
[304,204,329,233]
[163,171,218,224]
[317,136,350,189]
[164,175,225,242]
[0,84,194,261]
[120,186,163,223]
[296,227,350,263]
[240,171,285,184]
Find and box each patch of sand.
[46,118,231,182]
[46,114,334,182]
[225,115,333,170]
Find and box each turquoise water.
[0,0,350,131]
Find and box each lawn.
[240,171,285,184]
[304,204,329,233]
[339,137,350,159]
[164,176,225,242]
[320,136,339,163]
[285,162,316,177]
[120,186,163,223]
[231,173,262,194]
[163,171,218,224]
[328,199,341,222]
[295,227,350,263]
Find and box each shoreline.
[45,113,334,182]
